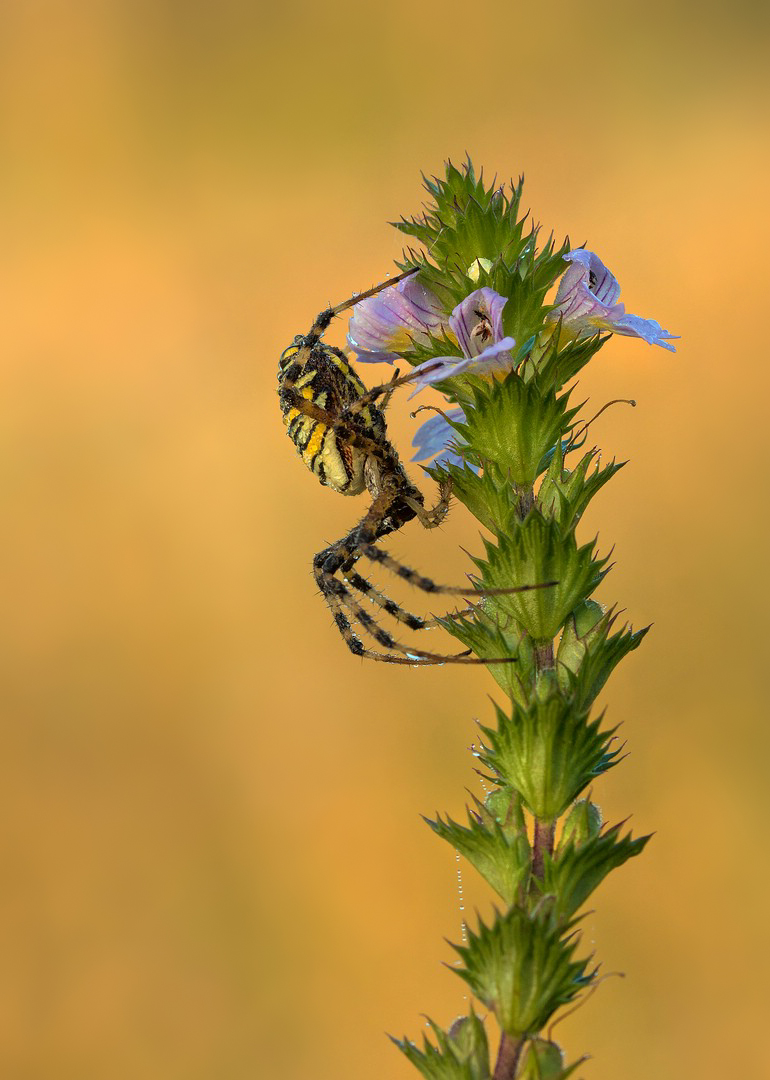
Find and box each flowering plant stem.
[341,161,676,1079]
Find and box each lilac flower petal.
[347,276,448,363]
[449,287,508,358]
[560,250,621,307]
[411,408,467,466]
[407,337,517,394]
[550,248,678,352]
[611,313,679,351]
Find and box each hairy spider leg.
[317,550,513,665]
[359,544,557,598]
[312,487,552,665]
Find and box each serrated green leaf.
[538,443,625,530]
[450,374,577,489]
[438,607,534,704]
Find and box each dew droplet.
[455,850,467,941]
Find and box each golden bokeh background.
[1,1,768,1077]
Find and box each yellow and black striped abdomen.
[279,343,385,496]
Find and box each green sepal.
[437,460,518,535]
[557,800,602,852]
[450,373,579,489]
[557,605,650,710]
[538,442,625,531]
[476,511,609,643]
[500,231,573,351]
[438,607,534,704]
[424,799,531,905]
[541,824,651,921]
[528,322,609,393]
[477,695,621,821]
[402,325,466,369]
[449,908,594,1037]
[518,1038,585,1080]
[392,1011,490,1080]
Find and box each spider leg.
[403,476,452,529]
[313,552,460,664]
[319,568,517,666]
[313,483,553,662]
[358,543,556,599]
[342,568,443,631]
[279,268,419,393]
[313,491,518,664]
[303,266,419,346]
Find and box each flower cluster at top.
[347,247,677,467]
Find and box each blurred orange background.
[1,1,768,1077]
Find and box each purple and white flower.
[550,249,678,352]
[346,275,449,363]
[408,288,517,467]
[407,288,516,391]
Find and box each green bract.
[542,824,651,921]
[450,374,578,489]
[477,695,620,821]
[450,909,595,1037]
[476,513,609,644]
[425,801,531,906]
[392,1013,491,1080]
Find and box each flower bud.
[558,799,602,851]
[518,1038,568,1079]
[446,1013,490,1080]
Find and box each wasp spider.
[277,269,546,664]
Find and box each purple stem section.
[532,817,556,882]
[493,1033,523,1080]
[533,640,554,674]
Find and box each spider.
[277,268,547,664]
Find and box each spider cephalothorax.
[277,269,544,664]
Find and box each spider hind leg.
[313,514,548,665]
